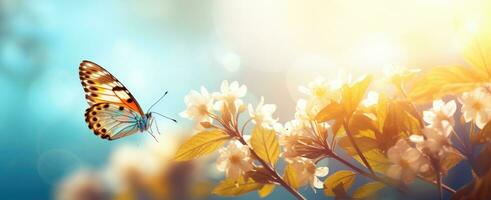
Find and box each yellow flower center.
[306,163,316,175]
[314,87,327,98]
[229,154,242,165]
[198,105,209,115]
[472,101,483,111]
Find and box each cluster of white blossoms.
[277,77,341,189]
[387,87,491,183]
[181,80,280,179]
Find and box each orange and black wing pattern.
[79,60,145,140]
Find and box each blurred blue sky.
[0,0,230,199]
[0,0,479,199]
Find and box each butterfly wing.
[79,60,144,115]
[85,103,141,140]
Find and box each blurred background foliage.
[0,0,488,199]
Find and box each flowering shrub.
[175,31,491,199]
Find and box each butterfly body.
[79,60,161,140]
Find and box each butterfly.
[79,60,176,140]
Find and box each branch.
[237,137,306,200]
[342,119,376,176]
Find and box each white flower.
[287,157,328,189]
[299,77,333,100]
[180,87,214,123]
[459,88,491,128]
[214,80,246,104]
[386,139,429,184]
[216,141,253,179]
[423,99,456,135]
[55,169,107,200]
[295,98,328,121]
[248,97,278,129]
[410,127,451,156]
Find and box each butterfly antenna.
[152,112,178,123]
[147,91,168,113]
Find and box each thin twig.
[343,120,376,176]
[237,137,306,200]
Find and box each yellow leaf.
[408,66,489,103]
[349,112,378,135]
[324,170,356,196]
[353,150,391,174]
[375,94,389,131]
[284,164,299,189]
[212,176,262,197]
[342,75,373,116]
[251,126,280,166]
[462,15,491,78]
[338,136,378,156]
[316,101,345,123]
[380,100,421,151]
[174,129,230,161]
[258,184,275,198]
[352,182,385,199]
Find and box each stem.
[329,153,405,192]
[343,120,376,176]
[417,175,456,194]
[237,137,306,200]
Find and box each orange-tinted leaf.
[324,170,356,196]
[342,75,373,116]
[174,129,230,161]
[441,148,464,174]
[354,149,391,174]
[380,100,421,151]
[462,15,491,78]
[316,101,345,123]
[408,66,489,103]
[212,176,261,197]
[349,112,378,135]
[338,136,378,156]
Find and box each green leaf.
[258,184,275,198]
[324,170,357,196]
[251,126,280,166]
[212,176,262,197]
[352,182,385,199]
[174,129,230,161]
